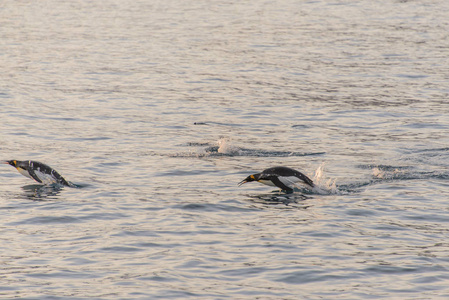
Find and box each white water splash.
[372,167,385,178]
[217,137,241,155]
[372,167,403,179]
[311,163,339,195]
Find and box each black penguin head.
[238,174,258,186]
[4,160,17,167]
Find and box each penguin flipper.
[270,176,294,193]
[27,168,43,183]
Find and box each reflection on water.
[19,183,88,201]
[246,192,312,208]
[20,184,64,201]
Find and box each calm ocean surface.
[1,0,449,299]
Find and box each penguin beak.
[3,160,15,167]
[238,179,248,186]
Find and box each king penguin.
[238,166,314,193]
[4,160,71,186]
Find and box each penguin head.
[4,160,17,167]
[238,174,257,186]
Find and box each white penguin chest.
[17,167,33,179]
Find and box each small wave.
[409,147,449,153]
[354,164,449,188]
[68,182,89,188]
[181,137,325,158]
[357,164,418,181]
[403,147,449,168]
[361,164,432,181]
[358,164,412,171]
[374,168,448,182]
[173,203,258,212]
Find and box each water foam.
[311,163,339,195]
[216,137,242,155]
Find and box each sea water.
[1,0,449,299]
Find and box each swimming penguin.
[3,160,71,186]
[238,166,314,193]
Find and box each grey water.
[1,0,449,299]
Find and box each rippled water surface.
[1,0,449,299]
